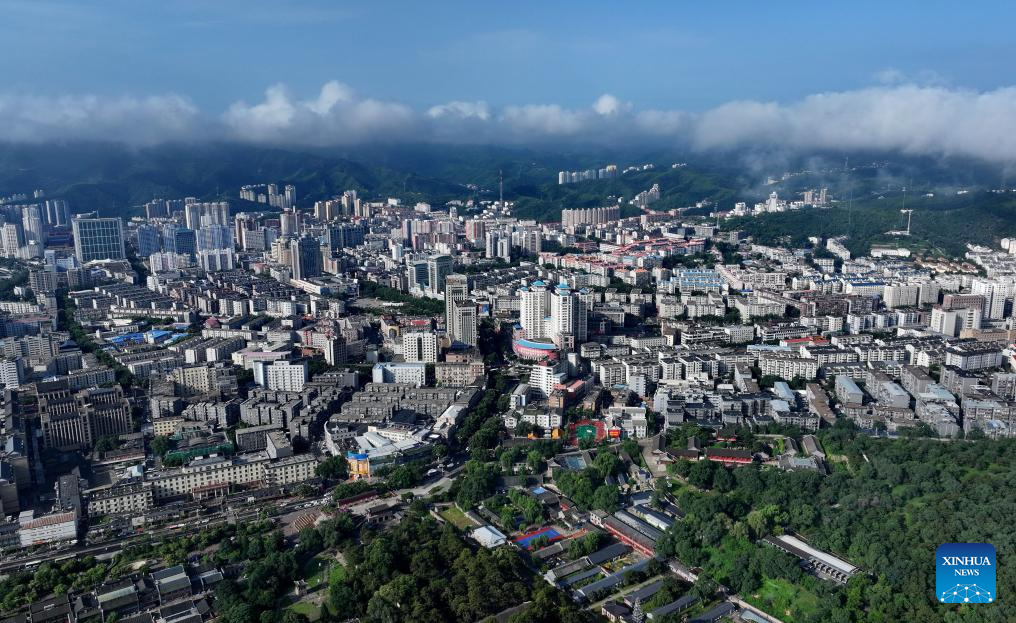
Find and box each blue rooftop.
[109,333,144,344]
[515,338,557,350]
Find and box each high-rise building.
[135,224,162,257]
[402,332,438,363]
[72,216,125,263]
[520,281,550,339]
[325,223,366,251]
[280,209,299,238]
[561,206,620,228]
[408,261,429,290]
[21,205,45,244]
[445,273,469,329]
[242,227,275,252]
[284,185,297,208]
[291,235,322,280]
[197,248,236,272]
[44,199,70,227]
[144,199,170,220]
[234,212,256,247]
[149,252,192,272]
[451,299,478,347]
[427,255,453,295]
[196,224,234,251]
[272,237,293,265]
[324,336,347,366]
[184,202,229,230]
[1,223,22,258]
[465,220,486,245]
[485,231,500,259]
[514,228,542,255]
[314,199,341,221]
[341,190,358,216]
[970,277,1016,320]
[0,358,23,389]
[162,226,197,259]
[549,284,588,352]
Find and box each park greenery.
[657,421,1016,622]
[323,509,594,623]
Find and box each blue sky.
[2,1,1016,161]
[3,1,1014,110]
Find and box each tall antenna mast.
[499,169,504,207]
[846,165,853,235]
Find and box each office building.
[162,226,196,258]
[72,216,125,263]
[403,331,438,363]
[292,235,322,280]
[445,273,469,334]
[427,255,453,294]
[451,299,478,347]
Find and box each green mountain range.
[0,141,1013,257]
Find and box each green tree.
[150,435,171,457]
[316,456,348,480]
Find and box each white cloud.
[690,85,1016,162]
[0,92,200,144]
[222,80,414,144]
[2,80,1016,164]
[426,101,490,121]
[500,103,586,136]
[592,94,623,116]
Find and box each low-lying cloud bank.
[3,80,1016,163]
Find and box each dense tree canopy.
[657,423,1016,622]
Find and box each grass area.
[303,554,331,588]
[440,506,476,530]
[329,564,346,584]
[745,577,821,622]
[287,600,321,620]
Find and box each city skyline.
[1,5,1015,623]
